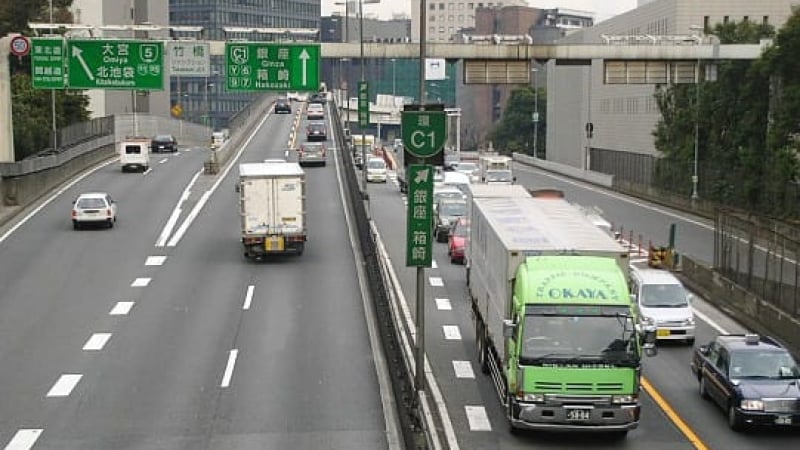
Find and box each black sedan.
[306,122,327,141]
[275,98,292,114]
[151,134,177,153]
[690,333,800,431]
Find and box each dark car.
[151,134,177,153]
[308,92,326,105]
[434,198,467,242]
[275,98,291,114]
[306,122,327,141]
[298,142,326,167]
[690,333,800,431]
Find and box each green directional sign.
[225,43,320,92]
[67,40,164,90]
[31,38,66,89]
[401,110,447,158]
[358,81,369,127]
[406,164,434,267]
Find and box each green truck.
[468,194,656,435]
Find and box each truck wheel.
[476,325,489,374]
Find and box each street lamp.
[689,25,703,201]
[531,66,539,158]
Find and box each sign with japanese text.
[67,40,164,90]
[358,81,369,127]
[406,164,434,267]
[168,41,210,76]
[30,38,66,89]
[225,42,320,92]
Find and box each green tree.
[489,86,546,157]
[2,0,89,160]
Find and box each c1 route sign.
[31,38,66,89]
[401,110,446,159]
[406,164,434,267]
[225,42,320,91]
[67,40,164,90]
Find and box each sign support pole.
[415,0,428,410]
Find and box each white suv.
[629,263,695,344]
[72,192,117,229]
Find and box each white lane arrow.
[299,49,310,86]
[72,46,94,81]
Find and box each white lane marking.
[46,374,82,397]
[155,167,203,247]
[220,349,239,388]
[110,301,134,316]
[168,112,273,247]
[159,158,168,164]
[692,307,729,334]
[443,325,462,340]
[432,260,438,269]
[143,167,152,176]
[453,361,475,379]
[4,429,43,450]
[243,285,255,310]
[131,278,151,287]
[145,256,167,266]
[515,163,711,229]
[465,405,492,431]
[429,277,444,287]
[0,159,116,245]
[435,298,452,310]
[83,333,112,351]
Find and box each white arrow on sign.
[299,49,310,86]
[72,46,94,81]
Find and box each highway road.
[364,158,800,449]
[0,104,393,449]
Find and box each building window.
[430,3,436,10]
[467,2,474,9]
[459,15,464,22]
[458,3,464,9]
[448,15,454,22]
[449,3,454,10]
[704,16,709,32]
[430,16,436,22]
[439,26,445,33]
[449,27,454,34]
[440,15,445,22]
[429,26,435,34]
[723,16,729,24]
[763,16,769,25]
[439,3,445,10]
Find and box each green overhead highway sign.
[358,81,369,127]
[225,42,320,92]
[31,38,66,89]
[406,164,434,267]
[67,40,164,90]
[401,110,446,159]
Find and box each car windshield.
[434,190,463,203]
[303,145,323,154]
[486,170,513,182]
[456,162,478,172]
[77,197,106,208]
[641,283,688,307]
[154,135,172,141]
[520,315,638,364]
[367,159,385,169]
[439,202,466,216]
[452,222,468,237]
[730,350,800,379]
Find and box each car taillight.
[106,208,112,217]
[71,210,77,218]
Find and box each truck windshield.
[520,315,638,365]
[486,170,512,182]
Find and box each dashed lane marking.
[46,374,82,397]
[453,361,475,379]
[443,325,462,340]
[109,301,134,316]
[145,256,166,266]
[243,285,255,310]
[435,298,452,310]
[82,333,111,351]
[4,429,43,450]
[131,277,151,287]
[465,406,492,431]
[429,277,444,287]
[220,349,239,388]
[432,260,438,269]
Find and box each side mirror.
[687,293,696,304]
[697,345,709,356]
[235,184,240,193]
[641,325,658,357]
[513,176,517,183]
[502,319,516,339]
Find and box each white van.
[119,138,150,172]
[365,157,387,183]
[442,171,471,194]
[629,263,696,345]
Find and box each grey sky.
[321,1,638,23]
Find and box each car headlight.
[521,393,545,402]
[740,399,764,411]
[682,318,695,326]
[439,218,449,226]
[612,394,638,404]
[640,316,654,326]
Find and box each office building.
[410,0,527,42]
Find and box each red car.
[448,218,468,264]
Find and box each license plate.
[265,236,284,251]
[566,409,591,421]
[657,329,671,337]
[775,415,792,425]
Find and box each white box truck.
[468,194,656,435]
[119,138,150,172]
[238,161,307,259]
[478,155,513,184]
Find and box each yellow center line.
[642,376,709,450]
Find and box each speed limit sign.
[10,36,30,57]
